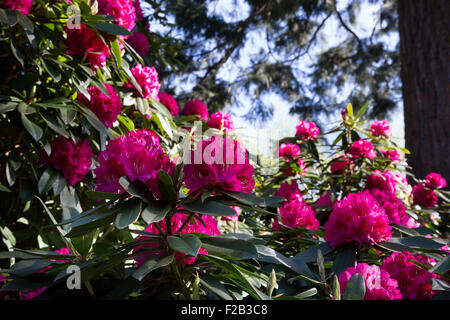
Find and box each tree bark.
[398,0,450,183]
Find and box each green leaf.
[200,236,258,259]
[132,254,174,281]
[332,244,357,275]
[71,232,95,257]
[167,234,202,257]
[0,183,12,192]
[354,101,370,120]
[16,10,33,31]
[110,39,122,68]
[40,112,69,138]
[388,236,445,251]
[332,274,341,300]
[141,201,171,224]
[10,38,24,66]
[294,288,318,299]
[86,21,131,36]
[115,198,142,229]
[76,102,112,138]
[292,242,333,263]
[182,198,236,217]
[157,170,177,204]
[85,190,123,201]
[199,275,234,300]
[342,273,366,300]
[346,103,353,118]
[430,255,450,274]
[119,176,155,203]
[21,113,43,141]
[38,166,59,195]
[0,226,16,246]
[39,57,61,82]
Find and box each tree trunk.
[398,0,450,184]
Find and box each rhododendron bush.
[0,1,449,301]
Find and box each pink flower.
[222,206,241,221]
[2,0,32,15]
[65,24,110,71]
[97,0,136,33]
[77,84,122,128]
[132,0,143,21]
[183,136,255,194]
[274,181,303,203]
[370,120,392,138]
[42,137,93,186]
[339,263,401,300]
[425,173,447,189]
[94,129,174,198]
[380,149,401,162]
[279,143,306,176]
[133,213,220,267]
[279,143,301,159]
[123,64,161,100]
[207,111,234,133]
[295,121,320,140]
[158,92,179,117]
[369,189,418,228]
[324,191,392,247]
[272,199,319,231]
[348,139,376,159]
[127,32,149,56]
[412,184,438,208]
[181,99,209,121]
[381,251,436,300]
[315,192,333,211]
[330,154,350,173]
[366,169,398,194]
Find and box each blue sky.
[143,0,405,151]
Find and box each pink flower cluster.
[348,139,376,159]
[123,64,161,100]
[412,184,438,208]
[97,0,136,33]
[425,173,447,189]
[158,92,179,117]
[77,84,122,128]
[272,199,319,231]
[369,189,418,228]
[381,251,437,300]
[2,0,32,15]
[295,121,320,140]
[339,263,402,300]
[411,172,446,208]
[330,154,350,174]
[366,169,398,194]
[380,149,401,162]
[94,129,174,198]
[370,120,392,138]
[181,99,209,121]
[42,137,93,186]
[207,111,234,133]
[279,143,306,176]
[324,191,392,247]
[127,32,149,56]
[274,181,303,203]
[65,25,110,71]
[183,137,255,194]
[133,213,220,267]
[132,0,144,21]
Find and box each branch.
[333,1,362,47]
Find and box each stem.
[171,261,191,300]
[84,280,97,300]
